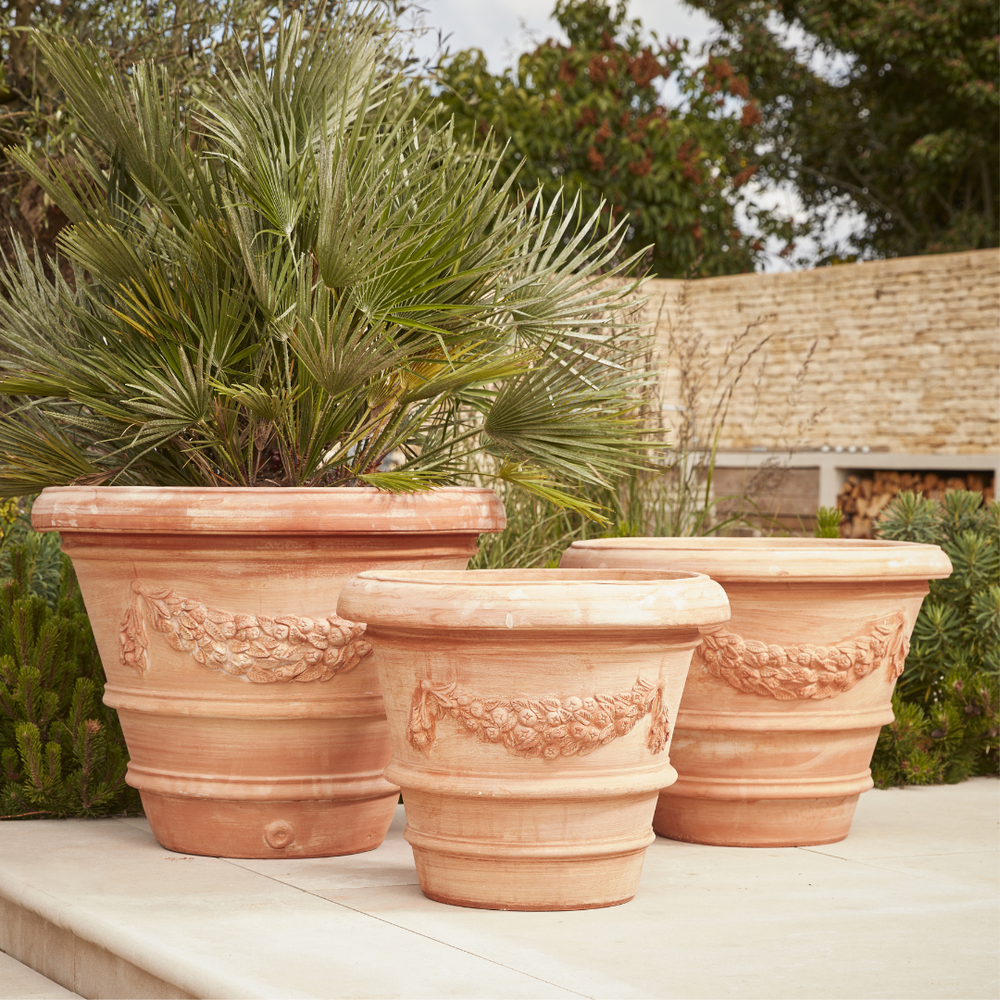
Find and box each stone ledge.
[0,781,997,1000]
[0,950,81,999]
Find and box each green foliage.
[0,2,413,266]
[0,9,652,519]
[473,479,658,570]
[878,490,999,699]
[0,498,64,605]
[473,302,804,566]
[471,489,590,570]
[871,671,999,788]
[435,0,795,278]
[688,0,999,261]
[0,519,139,819]
[871,490,999,786]
[814,505,841,538]
[472,466,778,570]
[2,2,338,147]
[874,489,943,544]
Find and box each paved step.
[0,780,997,1000]
[0,950,80,998]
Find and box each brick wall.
[641,249,1000,456]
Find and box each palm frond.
[488,460,610,523]
[0,7,655,511]
[0,405,113,497]
[355,469,442,492]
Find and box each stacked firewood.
[836,470,995,539]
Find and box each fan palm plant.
[0,6,650,518]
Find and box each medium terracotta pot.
[337,568,730,910]
[560,538,952,848]
[32,486,504,859]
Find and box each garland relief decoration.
[408,676,670,758]
[696,612,909,701]
[119,582,372,683]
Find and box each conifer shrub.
[0,499,64,602]
[871,490,999,787]
[0,503,139,819]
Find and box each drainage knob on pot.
[264,820,295,850]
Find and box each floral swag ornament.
[696,612,910,700]
[119,582,372,683]
[407,676,670,758]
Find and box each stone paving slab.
[0,779,996,1000]
[0,950,81,999]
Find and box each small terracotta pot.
[560,538,952,848]
[337,568,730,910]
[32,486,504,859]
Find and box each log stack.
[836,470,995,539]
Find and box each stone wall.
[641,248,1000,457]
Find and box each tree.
[0,1,410,268]
[686,0,999,261]
[435,0,794,278]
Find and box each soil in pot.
[560,538,953,847]
[31,486,505,859]
[337,568,730,910]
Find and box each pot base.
[653,792,861,848]
[411,848,646,911]
[140,791,400,859]
[398,782,661,910]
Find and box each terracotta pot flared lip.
[30,485,506,535]
[339,568,731,630]
[355,568,704,585]
[563,536,953,582]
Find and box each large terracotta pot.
[337,568,730,910]
[560,538,952,847]
[31,486,505,859]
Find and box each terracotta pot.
[337,568,730,910]
[32,486,505,859]
[560,538,952,847]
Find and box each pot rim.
[563,536,953,582]
[354,567,706,585]
[340,567,731,630]
[30,485,506,535]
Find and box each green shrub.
[871,490,999,787]
[470,475,646,571]
[0,12,650,522]
[0,499,65,605]
[813,505,842,538]
[0,506,139,819]
[472,467,787,571]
